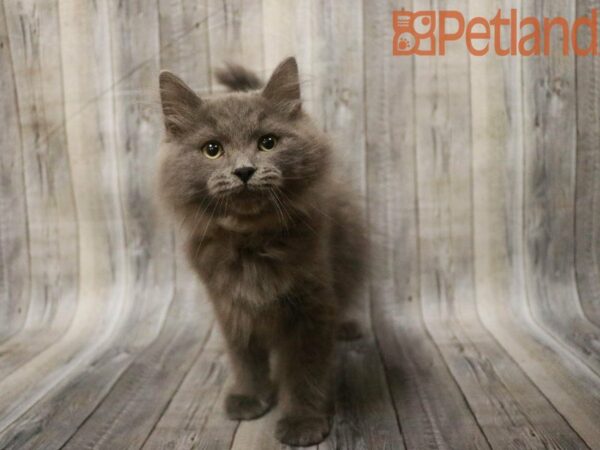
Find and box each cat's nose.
[233,166,256,183]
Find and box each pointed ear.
[159,70,202,136]
[262,57,301,108]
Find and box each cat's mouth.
[212,184,275,215]
[215,183,275,198]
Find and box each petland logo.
[393,9,599,56]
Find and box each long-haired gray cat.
[157,57,368,446]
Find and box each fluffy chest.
[195,233,299,307]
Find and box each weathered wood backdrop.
[1,0,600,448]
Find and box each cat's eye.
[258,135,277,151]
[202,141,223,159]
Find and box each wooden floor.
[2,0,600,448]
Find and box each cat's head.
[158,57,331,227]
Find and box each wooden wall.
[1,0,600,448]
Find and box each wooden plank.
[472,1,600,447]
[0,337,141,449]
[141,325,238,450]
[25,1,211,447]
[412,2,509,445]
[0,268,205,449]
[364,1,490,449]
[436,326,590,448]
[323,338,406,450]
[0,330,62,381]
[574,0,600,326]
[157,0,211,94]
[470,0,529,332]
[468,0,590,447]
[0,0,78,382]
[262,0,296,72]
[0,0,194,445]
[0,0,31,341]
[108,0,175,341]
[206,0,265,88]
[60,301,209,449]
[0,0,133,433]
[478,309,600,447]
[309,0,367,196]
[519,0,600,375]
[3,0,78,331]
[412,0,591,447]
[42,1,219,447]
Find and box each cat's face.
[158,58,330,222]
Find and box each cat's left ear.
[262,57,301,115]
[159,70,202,137]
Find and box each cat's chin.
[215,190,288,233]
[228,198,269,216]
[217,212,280,233]
[217,190,269,218]
[214,185,275,215]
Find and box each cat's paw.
[224,392,274,420]
[275,415,331,446]
[337,319,363,340]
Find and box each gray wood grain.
[61,303,210,449]
[473,1,600,446]
[365,1,490,449]
[521,0,600,377]
[0,0,129,432]
[1,1,600,449]
[140,325,236,450]
[0,0,31,342]
[412,0,589,448]
[0,0,78,384]
[575,0,600,328]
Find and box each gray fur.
[157,57,368,447]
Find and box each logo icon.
[392,9,599,57]
[393,10,436,55]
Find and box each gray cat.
[157,57,368,446]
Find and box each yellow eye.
[258,135,277,151]
[202,141,223,159]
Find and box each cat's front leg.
[221,329,276,420]
[274,292,336,446]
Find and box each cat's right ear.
[159,71,202,137]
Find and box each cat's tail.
[215,62,263,92]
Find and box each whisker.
[268,190,288,235]
[193,196,220,261]
[270,188,293,229]
[273,187,319,237]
